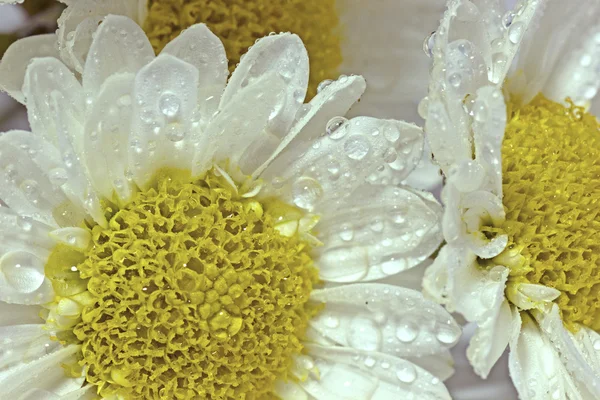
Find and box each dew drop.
[502,11,515,28]
[324,315,340,328]
[16,216,33,232]
[159,93,181,118]
[317,79,333,93]
[435,324,460,344]
[347,317,382,351]
[383,148,398,163]
[418,96,429,119]
[0,252,45,293]
[508,22,525,44]
[383,124,400,143]
[396,365,417,383]
[396,319,419,343]
[423,31,436,57]
[326,117,349,140]
[339,224,354,241]
[364,357,376,368]
[165,125,186,142]
[326,159,341,180]
[344,135,370,160]
[593,339,600,350]
[456,1,480,21]
[292,177,323,210]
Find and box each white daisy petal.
[23,57,84,147]
[0,302,43,326]
[514,0,599,104]
[195,73,286,176]
[220,33,308,137]
[0,131,71,226]
[83,14,154,96]
[572,325,600,374]
[0,324,58,370]
[314,185,442,282]
[262,117,424,214]
[0,345,83,398]
[466,298,512,378]
[57,0,142,71]
[300,344,451,400]
[0,206,54,259]
[273,380,308,400]
[509,310,587,400]
[256,75,367,178]
[374,258,429,292]
[130,54,200,187]
[309,284,461,356]
[505,282,561,311]
[83,73,136,202]
[0,34,59,104]
[58,385,95,400]
[534,304,600,398]
[161,23,229,129]
[403,350,455,382]
[49,227,92,251]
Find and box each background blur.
[0,1,519,399]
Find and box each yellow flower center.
[488,95,600,332]
[143,0,342,98]
[43,169,320,399]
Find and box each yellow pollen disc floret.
[487,95,600,332]
[44,169,320,400]
[143,0,342,98]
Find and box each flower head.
[0,11,459,400]
[423,0,600,398]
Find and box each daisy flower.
[422,0,600,398]
[0,12,459,400]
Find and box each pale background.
[0,3,519,399]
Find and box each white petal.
[273,380,308,400]
[544,22,600,106]
[513,0,599,104]
[256,75,366,178]
[506,282,561,311]
[467,298,512,378]
[262,117,424,213]
[23,59,105,227]
[309,284,461,357]
[49,227,91,250]
[403,350,455,382]
[338,0,445,124]
[0,130,71,226]
[509,311,588,400]
[313,185,442,282]
[0,345,83,397]
[572,325,600,375]
[534,305,600,397]
[422,245,451,306]
[83,73,136,202]
[300,344,451,400]
[83,15,154,96]
[23,57,84,147]
[0,302,43,326]
[0,324,58,370]
[221,33,308,137]
[130,54,200,188]
[161,23,229,129]
[0,34,59,104]
[57,1,142,71]
[0,206,54,257]
[194,72,286,176]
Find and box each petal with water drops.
[83,73,136,202]
[0,206,55,262]
[0,34,59,104]
[0,131,73,227]
[221,33,308,138]
[299,344,451,400]
[0,324,58,370]
[534,305,600,398]
[161,23,229,129]
[0,250,54,305]
[508,311,588,400]
[130,54,200,187]
[0,345,84,398]
[257,75,367,177]
[0,302,44,327]
[314,185,442,282]
[309,284,461,357]
[83,15,154,96]
[194,72,286,176]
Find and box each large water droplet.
[326,159,341,180]
[317,79,333,93]
[381,258,408,276]
[326,117,349,140]
[396,364,417,383]
[339,223,354,241]
[292,177,323,210]
[165,125,186,142]
[347,317,382,351]
[17,215,33,232]
[435,323,460,344]
[396,318,419,343]
[502,11,515,28]
[159,93,181,118]
[456,1,480,21]
[0,251,45,293]
[508,22,525,44]
[344,136,370,160]
[423,31,436,57]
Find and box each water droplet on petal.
[396,319,419,343]
[317,79,333,93]
[0,252,45,293]
[502,11,515,28]
[292,177,323,210]
[165,124,186,142]
[344,135,370,160]
[364,357,376,368]
[508,22,525,44]
[339,224,354,241]
[435,323,460,344]
[159,92,181,118]
[423,31,436,57]
[396,364,417,383]
[17,216,33,232]
[326,117,349,139]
